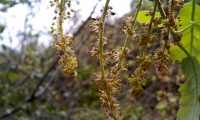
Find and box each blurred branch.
[0,58,58,119]
[75,33,92,54]
[74,0,100,54]
[0,71,57,119]
[73,0,99,38]
[17,7,37,70]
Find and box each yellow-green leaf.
[136,10,161,23]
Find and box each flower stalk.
[143,0,158,56]
[99,0,110,80]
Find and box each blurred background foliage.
[0,0,199,120]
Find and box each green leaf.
[177,3,200,30]
[177,57,200,120]
[136,10,161,23]
[170,3,200,62]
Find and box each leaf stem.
[176,43,190,57]
[190,0,196,54]
[191,21,200,24]
[173,24,192,34]
[191,0,199,100]
[191,0,196,21]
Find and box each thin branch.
[73,1,100,55]
[73,0,100,38]
[27,58,59,102]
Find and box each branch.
[27,58,59,102]
[0,58,58,119]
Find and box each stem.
[190,0,196,54]
[173,24,192,33]
[143,0,158,56]
[157,0,170,53]
[162,0,174,53]
[99,0,110,80]
[157,0,166,18]
[170,0,174,17]
[190,0,198,98]
[191,0,196,21]
[113,0,142,74]
[59,0,64,38]
[130,0,142,29]
[177,43,190,57]
[191,21,200,24]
